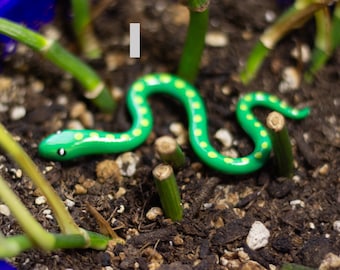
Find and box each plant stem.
[152,164,183,221]
[0,124,81,235]
[0,231,112,258]
[240,0,330,84]
[305,7,332,82]
[71,0,102,59]
[177,0,209,83]
[266,112,294,178]
[0,18,115,113]
[332,2,340,49]
[154,136,186,169]
[0,175,55,251]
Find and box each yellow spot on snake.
[224,157,233,163]
[261,142,269,149]
[194,115,202,122]
[292,109,298,115]
[106,134,115,140]
[246,114,254,120]
[74,132,83,140]
[280,101,288,108]
[121,134,130,140]
[254,122,261,128]
[139,107,147,114]
[208,151,217,158]
[175,80,185,89]
[186,90,195,98]
[192,102,200,109]
[144,75,158,84]
[256,93,265,100]
[90,132,99,138]
[241,157,249,164]
[269,96,278,103]
[194,129,202,136]
[134,96,143,104]
[133,82,144,91]
[133,129,142,136]
[141,119,149,127]
[159,74,171,83]
[240,103,248,111]
[244,95,252,102]
[200,141,208,148]
[260,130,268,137]
[254,152,263,159]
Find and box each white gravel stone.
[116,152,140,177]
[35,196,47,205]
[246,221,270,250]
[279,66,301,92]
[290,199,305,209]
[146,207,163,221]
[0,204,11,216]
[205,31,229,47]
[333,220,340,233]
[10,106,26,120]
[291,44,311,63]
[214,128,233,148]
[65,199,75,208]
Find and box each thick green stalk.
[155,136,186,169]
[0,175,55,251]
[305,7,332,82]
[266,112,294,178]
[240,0,328,84]
[71,0,102,59]
[152,164,183,221]
[177,0,209,83]
[0,18,115,113]
[0,124,80,235]
[0,231,111,258]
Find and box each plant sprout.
[240,0,339,84]
[0,18,116,113]
[177,0,209,83]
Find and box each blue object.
[0,0,55,56]
[0,260,16,270]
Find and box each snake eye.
[57,148,66,156]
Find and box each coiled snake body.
[39,73,310,174]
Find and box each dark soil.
[0,0,339,269]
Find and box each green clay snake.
[38,73,310,174]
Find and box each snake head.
[38,130,86,161]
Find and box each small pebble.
[319,253,340,270]
[146,207,163,221]
[56,95,68,106]
[246,221,270,250]
[214,128,233,148]
[333,220,340,233]
[0,76,12,91]
[318,163,330,176]
[205,31,229,47]
[279,66,301,92]
[291,44,311,63]
[173,235,184,246]
[265,10,277,23]
[67,120,84,130]
[65,199,75,208]
[35,196,47,205]
[114,187,126,199]
[115,152,140,177]
[0,204,10,216]
[290,199,305,209]
[30,79,44,93]
[105,52,128,71]
[74,184,87,195]
[96,159,122,184]
[117,204,125,214]
[10,106,26,120]
[70,102,87,119]
[79,111,94,128]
